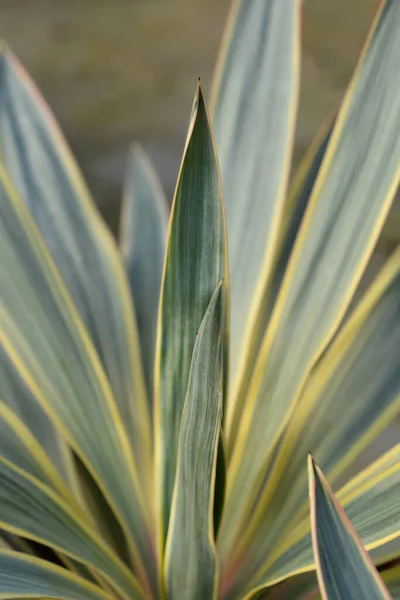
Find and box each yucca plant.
[0,0,399,599]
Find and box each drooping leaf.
[309,456,392,600]
[211,0,301,432]
[222,0,400,562]
[154,84,228,550]
[0,47,152,489]
[120,144,169,407]
[0,549,115,600]
[165,284,223,600]
[0,457,144,600]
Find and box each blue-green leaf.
[0,549,115,600]
[154,84,228,551]
[120,144,168,408]
[165,284,223,600]
[309,456,392,600]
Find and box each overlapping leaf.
[211,0,301,432]
[0,48,151,486]
[0,164,156,591]
[0,344,73,487]
[251,564,400,600]
[222,244,400,592]
[221,0,400,564]
[120,145,168,407]
[0,457,143,600]
[309,457,392,599]
[0,549,114,600]
[165,285,223,600]
[226,116,334,456]
[154,84,228,549]
[224,445,400,599]
[0,401,73,498]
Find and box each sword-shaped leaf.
[226,115,334,456]
[223,0,400,559]
[120,145,168,407]
[226,445,400,600]
[0,457,144,600]
[211,0,301,430]
[0,47,151,487]
[0,163,155,591]
[309,456,392,600]
[154,84,228,549]
[223,245,400,590]
[165,284,223,600]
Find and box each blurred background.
[1,0,398,253]
[0,0,399,466]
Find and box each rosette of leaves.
[0,1,399,599]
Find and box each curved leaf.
[154,84,228,551]
[120,144,168,407]
[0,164,155,591]
[0,344,73,488]
[309,456,391,600]
[0,549,114,600]
[0,401,74,499]
[0,457,144,600]
[0,47,151,489]
[165,284,223,600]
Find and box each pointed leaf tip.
[309,460,392,600]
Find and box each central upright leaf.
[154,84,228,551]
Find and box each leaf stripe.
[0,549,114,600]
[222,0,400,566]
[309,456,392,600]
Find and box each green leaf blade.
[0,550,114,600]
[165,284,223,600]
[309,456,392,600]
[211,0,300,429]
[223,0,400,562]
[226,116,334,457]
[0,163,155,591]
[0,401,72,499]
[0,48,151,486]
[0,457,144,600]
[226,445,400,599]
[225,245,400,592]
[154,84,228,549]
